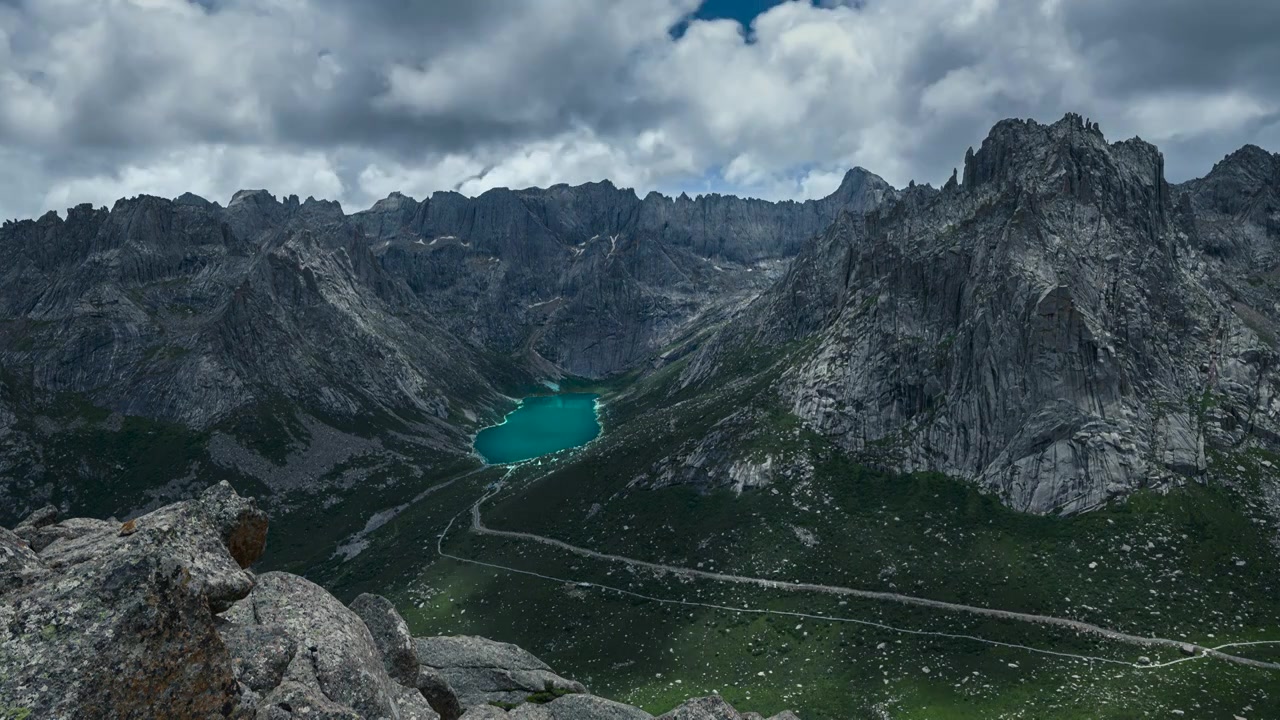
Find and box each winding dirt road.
[465,496,1280,671]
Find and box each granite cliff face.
[0,173,892,525]
[0,192,508,525]
[1,114,1276,526]
[355,170,894,377]
[676,114,1280,514]
[0,191,501,430]
[0,485,796,719]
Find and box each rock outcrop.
[650,696,799,720]
[415,635,587,709]
[458,693,654,720]
[0,481,262,717]
[671,113,1280,514]
[222,571,438,719]
[0,483,795,720]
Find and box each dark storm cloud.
[1053,0,1280,180]
[1,0,695,166]
[1,0,1278,222]
[1061,0,1280,95]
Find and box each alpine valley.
[3,114,1279,719]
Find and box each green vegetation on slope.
[326,357,1280,718]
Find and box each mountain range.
[2,112,1280,719]
[1,114,1277,530]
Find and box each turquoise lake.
[473,393,601,464]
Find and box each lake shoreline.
[473,392,602,465]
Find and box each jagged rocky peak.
[0,484,798,719]
[224,188,297,238]
[1178,141,1279,263]
[228,188,280,207]
[38,208,63,223]
[298,195,345,223]
[371,190,420,211]
[959,111,1171,232]
[175,191,218,208]
[1209,143,1279,178]
[1189,143,1280,210]
[965,113,1153,183]
[828,166,895,210]
[109,192,179,213]
[705,112,1280,515]
[540,178,624,194]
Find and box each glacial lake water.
[473,393,601,464]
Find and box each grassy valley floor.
[305,421,1280,718]
[286,341,1280,718]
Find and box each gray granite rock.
[351,592,421,687]
[16,516,116,554]
[256,679,363,720]
[0,525,46,593]
[459,694,656,720]
[220,621,298,693]
[13,503,58,533]
[656,696,743,720]
[224,571,439,720]
[415,635,587,709]
[459,706,513,720]
[415,665,466,720]
[1,484,797,720]
[0,483,261,717]
[33,481,265,614]
[513,694,655,719]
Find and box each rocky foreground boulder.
[0,483,795,719]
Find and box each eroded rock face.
[502,694,656,719]
[656,696,743,720]
[223,572,438,720]
[663,113,1280,514]
[355,170,896,379]
[0,482,263,718]
[351,592,422,687]
[0,192,507,527]
[760,115,1201,513]
[415,635,587,710]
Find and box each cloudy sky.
[1,0,1278,221]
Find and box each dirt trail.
[467,498,1280,671]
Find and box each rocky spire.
[962,146,976,187]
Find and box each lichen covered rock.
[415,635,587,709]
[0,483,259,718]
[223,572,438,720]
